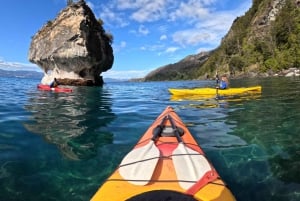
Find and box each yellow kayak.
[169,86,262,96]
[91,106,236,201]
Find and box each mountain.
[143,51,210,81]
[0,69,43,79]
[0,69,129,83]
[103,77,129,82]
[144,0,300,81]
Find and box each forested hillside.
[144,0,300,81]
[143,52,210,81]
[199,0,300,78]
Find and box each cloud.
[168,0,211,22]
[140,44,164,51]
[195,14,233,32]
[196,46,212,54]
[172,30,213,47]
[169,1,249,47]
[102,69,152,79]
[113,41,127,52]
[97,0,249,46]
[158,25,168,33]
[165,47,179,53]
[100,0,244,49]
[138,25,149,35]
[129,0,167,23]
[160,34,167,40]
[101,0,168,23]
[116,0,142,9]
[120,41,127,48]
[99,5,129,27]
[0,60,40,72]
[128,25,150,36]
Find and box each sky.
[0,0,252,79]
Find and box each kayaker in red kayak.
[49,78,59,88]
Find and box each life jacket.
[219,81,228,89]
[49,79,59,88]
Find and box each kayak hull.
[169,86,262,96]
[37,84,72,93]
[91,106,236,201]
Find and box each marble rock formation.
[28,0,113,86]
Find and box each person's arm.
[49,80,54,88]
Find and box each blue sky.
[0,0,252,79]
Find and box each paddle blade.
[119,141,160,185]
[172,143,212,190]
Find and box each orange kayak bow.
[91,106,236,201]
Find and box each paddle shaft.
[152,116,168,141]
[216,74,220,98]
[168,115,182,143]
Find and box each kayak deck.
[169,85,262,96]
[91,106,236,201]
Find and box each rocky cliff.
[28,0,114,86]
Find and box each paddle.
[215,74,220,99]
[168,115,212,190]
[119,116,167,185]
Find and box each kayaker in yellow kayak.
[216,75,229,89]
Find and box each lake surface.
[0,76,299,201]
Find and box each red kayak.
[37,84,73,93]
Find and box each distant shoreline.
[1,67,299,82]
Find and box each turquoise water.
[0,76,299,201]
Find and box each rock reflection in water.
[24,87,115,160]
